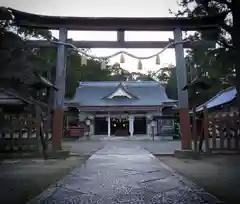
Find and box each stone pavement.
[64,140,181,156]
[28,144,222,204]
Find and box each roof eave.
[195,86,236,112]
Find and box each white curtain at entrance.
[129,116,134,136]
[107,116,111,137]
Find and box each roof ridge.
[102,82,138,99]
[79,81,161,87]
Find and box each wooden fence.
[0,111,51,154]
[192,106,240,153]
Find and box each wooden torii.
[7,7,226,151]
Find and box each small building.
[0,75,56,154]
[65,81,176,137]
[196,86,237,117]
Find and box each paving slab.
[27,144,222,204]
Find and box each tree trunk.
[231,0,240,112]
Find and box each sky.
[0,0,186,73]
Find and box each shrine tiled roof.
[196,86,236,112]
[65,81,176,108]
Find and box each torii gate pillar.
[174,28,192,150]
[52,28,68,151]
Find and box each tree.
[175,0,240,106]
[165,67,178,100]
[150,65,178,100]
[65,52,120,98]
[0,7,54,98]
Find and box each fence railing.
[206,111,240,152]
[0,113,51,154]
[191,106,240,153]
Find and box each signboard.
[151,121,157,127]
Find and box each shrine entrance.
[7,7,226,151]
[134,117,147,135]
[94,117,108,135]
[111,117,129,136]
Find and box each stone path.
[28,144,222,204]
[64,140,181,155]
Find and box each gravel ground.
[158,155,240,204]
[0,156,89,204]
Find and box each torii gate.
[8,8,226,151]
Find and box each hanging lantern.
[101,60,106,69]
[137,60,142,70]
[120,53,125,63]
[156,54,160,65]
[81,55,87,66]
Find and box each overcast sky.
[1,0,184,73]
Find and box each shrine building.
[65,81,176,137]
